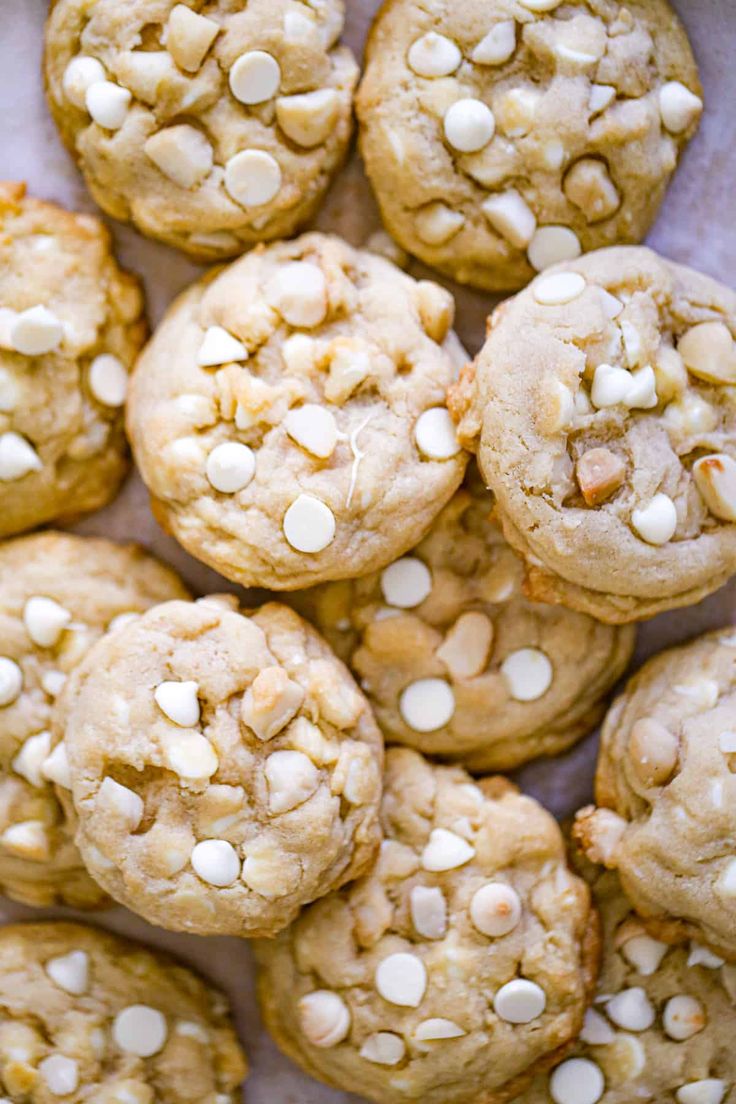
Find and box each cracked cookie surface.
[451,246,736,623]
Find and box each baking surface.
[1,1,735,1100]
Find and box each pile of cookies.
[0,0,734,1101]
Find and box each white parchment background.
[1,2,735,1100]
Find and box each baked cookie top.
[0,921,246,1103]
[127,232,468,590]
[56,596,383,937]
[574,627,736,963]
[256,747,599,1104]
[516,868,736,1104]
[295,467,635,772]
[44,0,358,259]
[451,246,736,623]
[357,0,702,292]
[0,531,189,910]
[0,182,145,538]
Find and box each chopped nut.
[166,5,220,72]
[415,281,454,343]
[241,667,305,742]
[576,447,626,505]
[693,454,736,521]
[564,158,620,223]
[308,659,363,728]
[435,611,494,679]
[276,89,339,148]
[678,322,736,385]
[628,717,679,786]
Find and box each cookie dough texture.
[451,247,736,624]
[357,0,702,293]
[516,868,736,1104]
[127,232,468,590]
[0,532,189,909]
[57,597,383,937]
[257,747,599,1104]
[0,921,246,1103]
[44,0,358,260]
[0,182,145,538]
[574,628,736,964]
[296,469,635,772]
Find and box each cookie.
[516,868,736,1104]
[127,232,468,590]
[44,0,358,260]
[256,747,599,1104]
[0,921,246,1103]
[295,467,635,772]
[0,182,145,538]
[357,0,702,292]
[574,627,736,963]
[451,246,736,624]
[55,596,383,937]
[0,531,189,909]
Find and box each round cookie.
[357,0,702,293]
[44,0,358,260]
[451,246,736,624]
[0,921,246,1103]
[516,868,736,1104]
[574,627,736,963]
[295,467,635,772]
[127,232,468,590]
[256,747,599,1104]
[0,531,189,909]
[56,596,383,937]
[0,182,145,538]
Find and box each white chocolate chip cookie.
[0,921,246,1102]
[451,247,736,623]
[574,628,736,963]
[0,182,145,538]
[256,747,599,1104]
[0,531,189,909]
[127,233,468,590]
[294,467,635,772]
[56,597,383,937]
[357,0,702,292]
[516,867,736,1104]
[44,0,358,260]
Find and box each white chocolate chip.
[415,203,465,246]
[717,858,736,898]
[63,55,106,109]
[579,1007,616,1046]
[444,98,495,153]
[113,1006,168,1057]
[41,742,71,789]
[0,657,22,707]
[687,943,725,968]
[472,22,516,65]
[45,950,89,996]
[693,454,736,522]
[631,493,677,545]
[198,326,247,367]
[191,839,241,886]
[625,365,658,409]
[86,80,131,129]
[400,678,455,733]
[528,226,582,272]
[380,557,432,609]
[663,995,706,1040]
[298,991,351,1048]
[590,364,633,408]
[144,125,213,188]
[225,150,282,208]
[621,933,668,976]
[154,680,201,727]
[533,272,586,306]
[410,885,447,939]
[501,648,552,702]
[276,89,339,148]
[205,442,256,494]
[284,404,338,459]
[482,189,537,249]
[414,1019,465,1041]
[549,1058,604,1104]
[676,1081,727,1104]
[42,670,66,698]
[98,778,144,831]
[408,33,461,78]
[283,494,335,553]
[163,730,218,780]
[10,305,64,355]
[166,5,220,71]
[360,1032,405,1066]
[659,81,703,133]
[23,596,71,647]
[265,750,320,814]
[230,51,281,105]
[605,987,655,1031]
[436,611,493,679]
[493,979,546,1023]
[415,408,461,460]
[599,288,624,319]
[0,820,49,859]
[266,262,327,328]
[39,1055,79,1097]
[12,731,51,788]
[589,84,615,115]
[421,827,475,872]
[375,952,427,1008]
[470,883,522,937]
[519,0,562,9]
[89,354,128,407]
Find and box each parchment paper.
[1,2,735,1100]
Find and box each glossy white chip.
[380,557,432,608]
[283,494,336,553]
[206,442,256,493]
[415,408,461,459]
[400,678,455,732]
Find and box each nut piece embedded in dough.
[165,5,220,72]
[435,611,493,679]
[241,667,305,742]
[576,448,626,506]
[628,717,679,785]
[564,158,621,224]
[693,455,736,522]
[276,89,340,148]
[678,322,736,385]
[144,126,214,189]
